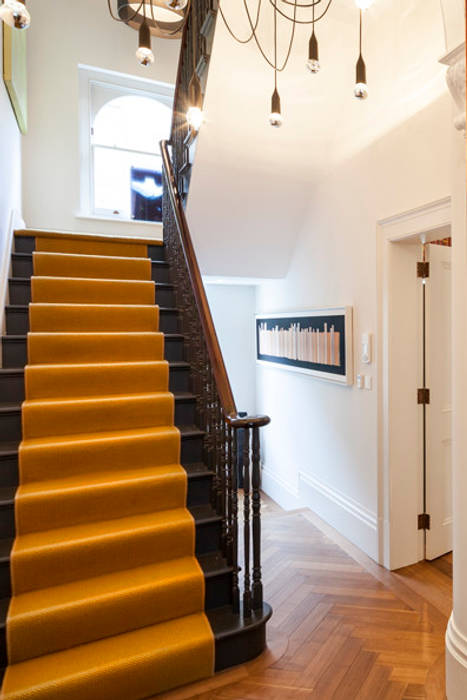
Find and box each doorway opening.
[422,237,452,564]
[377,197,452,571]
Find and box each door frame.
[377,196,452,570]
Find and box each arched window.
[91,93,172,222]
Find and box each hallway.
[164,497,451,700]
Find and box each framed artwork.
[3,23,27,133]
[256,307,353,385]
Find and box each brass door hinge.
[417,261,430,278]
[418,388,430,404]
[418,513,431,530]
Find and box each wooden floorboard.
[161,495,452,700]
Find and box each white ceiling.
[187,0,448,278]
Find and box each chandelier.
[219,0,375,127]
[107,0,191,66]
[0,0,30,30]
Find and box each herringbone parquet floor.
[162,496,451,700]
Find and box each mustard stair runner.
[1,237,214,699]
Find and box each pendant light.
[267,3,282,128]
[136,13,155,66]
[219,0,377,124]
[0,0,30,30]
[306,2,320,74]
[354,9,368,99]
[107,1,191,65]
[268,87,282,128]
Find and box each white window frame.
[78,64,174,223]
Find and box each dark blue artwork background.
[256,314,346,376]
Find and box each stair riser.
[5,308,180,335]
[0,514,221,598]
[0,400,196,442]
[181,434,204,464]
[0,373,24,403]
[11,256,171,284]
[0,429,205,489]
[0,455,18,489]
[14,236,34,254]
[14,237,166,262]
[205,572,233,610]
[0,367,190,403]
[2,336,185,367]
[196,520,222,555]
[0,412,21,443]
[9,280,176,307]
[187,475,214,508]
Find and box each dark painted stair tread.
[0,539,12,564]
[0,598,8,630]
[11,252,169,265]
[0,443,20,457]
[10,278,173,285]
[184,462,214,478]
[189,504,222,525]
[198,552,232,578]
[207,603,273,640]
[6,305,178,312]
[0,426,203,457]
[0,489,15,506]
[0,392,193,408]
[0,361,190,376]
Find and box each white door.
[425,243,452,560]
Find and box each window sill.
[75,213,163,229]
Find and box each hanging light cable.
[0,0,30,30]
[354,9,368,99]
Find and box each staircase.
[0,229,271,698]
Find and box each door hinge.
[417,388,430,404]
[417,261,430,278]
[418,513,431,530]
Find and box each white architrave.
[377,197,451,571]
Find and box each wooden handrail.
[160,139,270,430]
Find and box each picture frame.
[256,307,353,385]
[3,23,27,134]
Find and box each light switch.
[361,333,372,364]
[364,375,372,390]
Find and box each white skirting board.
[0,210,24,342]
[260,466,300,512]
[446,613,467,699]
[261,465,378,561]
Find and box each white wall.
[256,94,452,561]
[22,0,180,239]
[0,27,23,330]
[204,283,257,415]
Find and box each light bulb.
[166,0,188,9]
[354,82,368,99]
[306,59,320,74]
[268,112,282,128]
[0,0,30,29]
[355,0,374,9]
[136,46,154,66]
[187,106,203,131]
